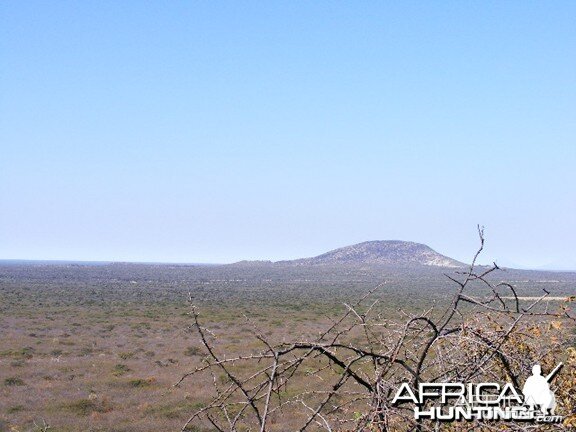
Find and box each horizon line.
[1,257,574,273]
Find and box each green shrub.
[118,352,135,360]
[128,378,155,387]
[4,377,25,386]
[63,397,113,416]
[112,364,131,376]
[184,346,202,357]
[7,405,24,413]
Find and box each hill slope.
[282,240,465,267]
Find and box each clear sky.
[1,1,575,268]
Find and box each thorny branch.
[176,227,575,431]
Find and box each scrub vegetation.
[1,238,575,431]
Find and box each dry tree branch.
[177,229,575,431]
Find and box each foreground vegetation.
[0,255,575,431]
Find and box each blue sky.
[1,1,575,268]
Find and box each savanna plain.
[1,262,575,431]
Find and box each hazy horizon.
[1,237,575,271]
[1,2,575,269]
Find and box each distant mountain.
[279,241,465,267]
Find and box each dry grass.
[0,299,335,432]
[1,263,574,431]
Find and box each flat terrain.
[1,262,575,431]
